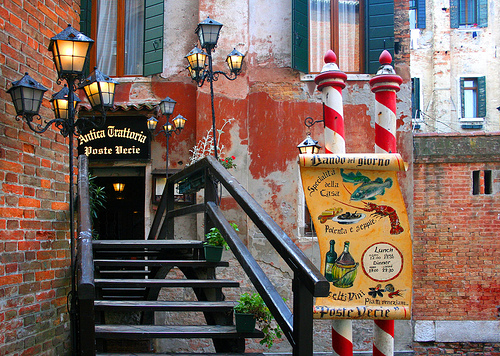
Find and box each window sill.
[456,26,483,32]
[459,117,484,123]
[300,73,372,82]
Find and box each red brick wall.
[0,0,81,354]
[413,134,500,321]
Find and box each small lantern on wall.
[297,134,321,155]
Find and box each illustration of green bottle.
[331,241,359,288]
[324,239,337,282]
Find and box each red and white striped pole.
[315,50,352,356]
[369,50,402,356]
[369,50,403,154]
[314,50,347,154]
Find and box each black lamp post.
[148,97,186,178]
[6,24,117,354]
[185,17,245,159]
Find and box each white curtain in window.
[338,0,360,72]
[309,0,331,73]
[97,0,117,76]
[125,0,144,75]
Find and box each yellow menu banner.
[299,154,412,320]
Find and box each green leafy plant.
[204,223,239,250]
[234,292,282,349]
[88,174,106,239]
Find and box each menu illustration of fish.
[299,153,412,320]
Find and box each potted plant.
[234,292,282,348]
[203,223,238,262]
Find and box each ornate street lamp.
[149,98,186,178]
[185,16,245,159]
[297,134,322,155]
[5,24,116,354]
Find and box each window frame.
[459,76,486,122]
[292,0,395,75]
[450,0,488,28]
[81,0,164,77]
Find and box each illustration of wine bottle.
[331,241,359,288]
[324,239,337,282]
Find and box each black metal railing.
[149,156,330,355]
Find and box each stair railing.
[149,156,330,355]
[76,155,96,355]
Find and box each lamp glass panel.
[147,117,158,131]
[53,40,90,75]
[18,87,44,114]
[227,55,243,72]
[173,115,186,130]
[198,24,222,48]
[99,81,115,107]
[84,81,101,107]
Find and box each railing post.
[293,275,314,356]
[204,167,218,232]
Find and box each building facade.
[410,0,500,351]
[0,0,424,354]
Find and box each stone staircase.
[91,239,263,354]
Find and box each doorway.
[92,170,145,240]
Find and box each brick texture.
[0,0,80,354]
[413,134,500,321]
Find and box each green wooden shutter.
[417,0,426,28]
[80,0,92,76]
[460,77,465,117]
[292,0,309,73]
[450,0,459,28]
[412,78,421,119]
[477,76,486,117]
[477,0,488,27]
[365,0,394,74]
[143,0,164,76]
[79,0,92,36]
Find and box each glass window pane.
[338,0,360,72]
[96,0,117,76]
[124,0,144,75]
[464,88,477,117]
[309,0,332,73]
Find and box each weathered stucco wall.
[410,0,500,132]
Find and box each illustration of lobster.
[359,202,404,235]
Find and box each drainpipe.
[314,50,352,356]
[369,49,403,356]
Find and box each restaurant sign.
[299,153,412,320]
[77,117,150,160]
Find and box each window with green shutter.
[80,0,164,77]
[460,76,486,119]
[450,0,487,28]
[292,0,395,74]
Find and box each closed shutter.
[365,0,394,74]
[477,76,486,117]
[412,78,421,119]
[143,0,164,76]
[417,0,426,28]
[292,0,309,73]
[460,77,465,117]
[450,0,459,28]
[477,0,488,27]
[80,0,92,76]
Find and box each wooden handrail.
[151,156,330,355]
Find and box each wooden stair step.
[95,278,239,288]
[94,300,236,312]
[94,259,229,268]
[95,324,264,339]
[93,240,203,250]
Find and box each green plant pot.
[204,244,223,262]
[235,312,256,333]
